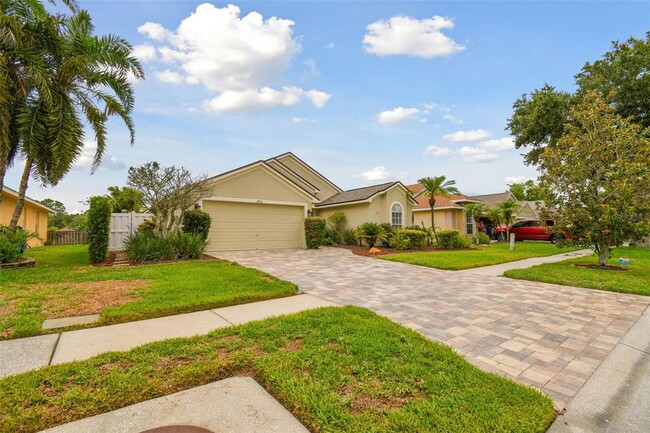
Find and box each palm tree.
[497,199,520,241]
[417,176,460,244]
[4,2,143,226]
[484,207,503,239]
[463,202,484,243]
[107,186,144,213]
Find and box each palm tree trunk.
[430,205,438,244]
[9,157,33,228]
[0,152,7,210]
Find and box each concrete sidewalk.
[0,294,337,378]
[548,304,650,433]
[456,249,593,276]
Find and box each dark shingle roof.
[315,182,398,207]
[469,192,516,206]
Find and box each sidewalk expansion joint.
[210,310,233,325]
[620,341,650,355]
[48,333,62,366]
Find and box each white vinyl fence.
[109,212,152,251]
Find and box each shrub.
[322,227,335,246]
[342,228,357,246]
[390,229,428,250]
[380,223,396,246]
[477,232,491,245]
[87,196,112,264]
[137,217,156,234]
[124,232,175,263]
[181,210,211,241]
[170,232,207,260]
[305,217,327,249]
[356,222,387,248]
[452,235,473,249]
[437,229,462,249]
[0,226,34,263]
[327,211,347,244]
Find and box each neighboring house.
[314,181,416,229]
[469,191,540,221]
[200,152,417,251]
[1,186,53,246]
[407,184,481,236]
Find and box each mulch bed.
[332,245,444,257]
[573,264,630,271]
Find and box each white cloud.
[377,107,419,124]
[442,114,464,124]
[74,141,125,170]
[459,146,499,162]
[132,44,156,62]
[155,69,184,84]
[357,166,390,182]
[137,22,168,41]
[302,59,320,80]
[479,137,515,151]
[203,86,330,113]
[443,129,491,142]
[423,145,453,157]
[139,3,329,113]
[363,15,465,58]
[292,117,313,124]
[505,175,535,184]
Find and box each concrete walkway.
[0,294,336,378]
[212,247,649,410]
[456,249,593,276]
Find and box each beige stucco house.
[200,153,416,251]
[1,186,53,246]
[407,184,481,236]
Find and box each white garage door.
[203,201,305,251]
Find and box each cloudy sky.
[6,1,648,212]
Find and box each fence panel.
[47,230,88,245]
[109,212,152,251]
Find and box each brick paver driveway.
[210,247,649,409]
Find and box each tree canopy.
[508,180,544,201]
[539,91,650,266]
[508,32,649,166]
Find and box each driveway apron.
[210,247,649,409]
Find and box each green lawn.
[505,246,650,296]
[0,307,555,433]
[0,245,297,339]
[380,242,581,270]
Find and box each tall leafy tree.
[508,179,544,201]
[496,199,519,241]
[540,91,650,266]
[107,186,144,213]
[417,176,460,244]
[1,0,143,225]
[508,33,649,166]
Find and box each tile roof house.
[469,191,542,221]
[1,186,54,246]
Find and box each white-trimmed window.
[466,214,474,235]
[391,203,403,227]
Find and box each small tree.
[497,199,519,241]
[484,207,503,238]
[107,186,144,213]
[540,91,650,266]
[87,196,111,264]
[417,176,460,244]
[127,162,211,237]
[182,210,211,241]
[327,211,347,244]
[463,203,484,243]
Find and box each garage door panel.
[204,201,304,251]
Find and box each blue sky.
[6,0,649,212]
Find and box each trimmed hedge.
[390,229,427,250]
[437,229,473,249]
[305,217,327,249]
[87,196,112,264]
[182,210,211,241]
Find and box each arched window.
[391,203,403,227]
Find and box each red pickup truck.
[492,219,560,243]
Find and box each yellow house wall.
[206,166,312,205]
[275,155,339,200]
[266,160,317,195]
[367,187,412,228]
[0,192,49,246]
[413,208,468,235]
[314,202,370,228]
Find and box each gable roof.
[2,186,55,213]
[469,191,517,207]
[204,160,320,202]
[269,152,342,193]
[412,193,467,210]
[265,158,321,194]
[315,181,416,208]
